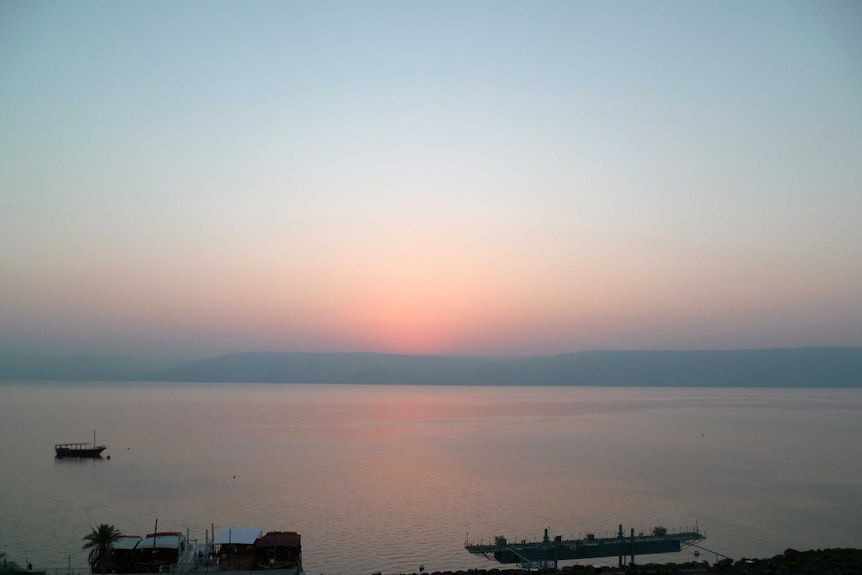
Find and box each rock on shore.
[415,549,862,575]
[708,548,862,574]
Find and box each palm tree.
[82,524,123,574]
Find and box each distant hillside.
[3,348,860,386]
[140,348,862,387]
[139,352,525,385]
[0,354,183,381]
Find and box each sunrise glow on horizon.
[2,1,861,359]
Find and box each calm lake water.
[1,382,861,574]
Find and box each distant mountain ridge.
[0,353,180,382]
[3,348,861,386]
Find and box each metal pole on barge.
[618,525,624,567]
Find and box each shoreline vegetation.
[2,347,862,387]
[5,549,862,575]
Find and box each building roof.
[255,532,300,548]
[214,527,262,546]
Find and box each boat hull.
[55,446,106,458]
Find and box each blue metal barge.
[465,525,705,569]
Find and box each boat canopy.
[112,536,142,550]
[138,533,184,549]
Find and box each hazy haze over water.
[1,382,861,574]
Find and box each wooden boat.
[215,527,262,571]
[253,531,301,570]
[55,431,106,458]
[102,536,142,574]
[134,531,186,573]
[215,528,302,572]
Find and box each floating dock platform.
[465,525,705,569]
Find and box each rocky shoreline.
[413,549,862,575]
[4,549,861,575]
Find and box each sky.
[1,1,861,359]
